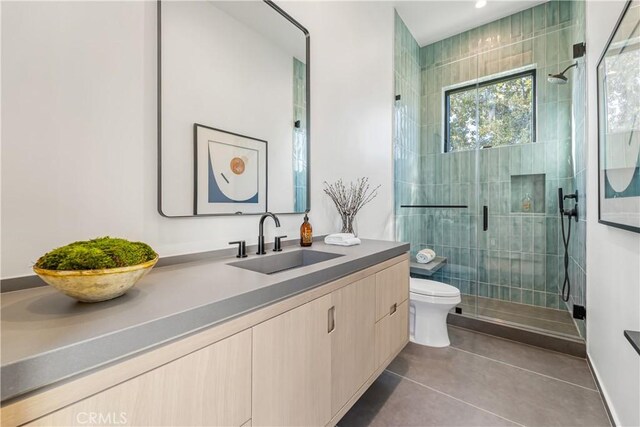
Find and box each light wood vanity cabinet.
[24,329,252,427]
[330,275,376,415]
[252,294,333,427]
[5,255,408,427]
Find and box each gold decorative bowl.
[33,256,158,303]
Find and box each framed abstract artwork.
[597,0,640,233]
[194,124,267,215]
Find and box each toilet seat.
[410,278,460,297]
[410,291,461,305]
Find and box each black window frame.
[444,69,537,153]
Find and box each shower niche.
[510,174,546,214]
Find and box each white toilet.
[409,277,461,347]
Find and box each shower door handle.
[483,206,488,231]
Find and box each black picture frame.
[157,0,311,218]
[194,124,268,216]
[596,0,640,233]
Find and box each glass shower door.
[405,49,481,319]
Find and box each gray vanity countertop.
[1,239,409,402]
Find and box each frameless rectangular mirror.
[158,0,309,217]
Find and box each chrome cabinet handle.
[328,306,335,333]
[390,303,397,315]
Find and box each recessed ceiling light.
[476,0,487,8]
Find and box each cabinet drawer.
[26,330,252,427]
[375,260,409,322]
[375,300,409,367]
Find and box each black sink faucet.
[257,212,281,255]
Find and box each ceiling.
[394,0,548,47]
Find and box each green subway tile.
[499,219,510,250]
[479,250,488,282]
[558,139,573,178]
[460,32,469,55]
[546,1,559,28]
[534,217,546,254]
[546,178,559,215]
[559,28,572,62]
[511,12,522,40]
[546,255,559,292]
[546,292,559,309]
[500,183,510,215]
[559,0,571,24]
[521,144,533,174]
[534,291,546,307]
[499,251,511,286]
[511,288,522,303]
[489,149,500,182]
[511,253,522,287]
[510,216,523,251]
[546,217,559,254]
[533,177,546,210]
[510,41,524,69]
[545,140,558,178]
[479,150,489,182]
[545,32,559,67]
[522,9,534,37]
[451,153,460,183]
[522,217,534,252]
[489,284,500,299]
[533,4,547,33]
[452,34,461,60]
[489,251,500,284]
[443,37,452,62]
[500,16,511,43]
[489,182,500,214]
[499,148,510,181]
[499,286,511,301]
[533,253,546,291]
[533,35,546,66]
[558,101,571,141]
[521,289,534,305]
[521,256,534,289]
[460,151,471,183]
[532,144,546,174]
[510,145,522,174]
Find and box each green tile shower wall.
[394,1,586,318]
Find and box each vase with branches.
[323,177,380,235]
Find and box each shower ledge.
[410,256,447,276]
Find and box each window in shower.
[445,69,536,152]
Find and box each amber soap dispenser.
[300,214,313,247]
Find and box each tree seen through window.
[446,70,535,152]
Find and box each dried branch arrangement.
[323,177,380,234]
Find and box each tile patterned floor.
[339,327,609,427]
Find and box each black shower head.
[548,62,578,85]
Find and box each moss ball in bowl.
[33,237,158,303]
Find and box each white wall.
[0,1,395,278]
[161,1,296,215]
[585,2,640,426]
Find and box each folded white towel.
[416,248,436,264]
[324,233,361,246]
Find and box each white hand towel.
[324,233,361,246]
[416,248,436,264]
